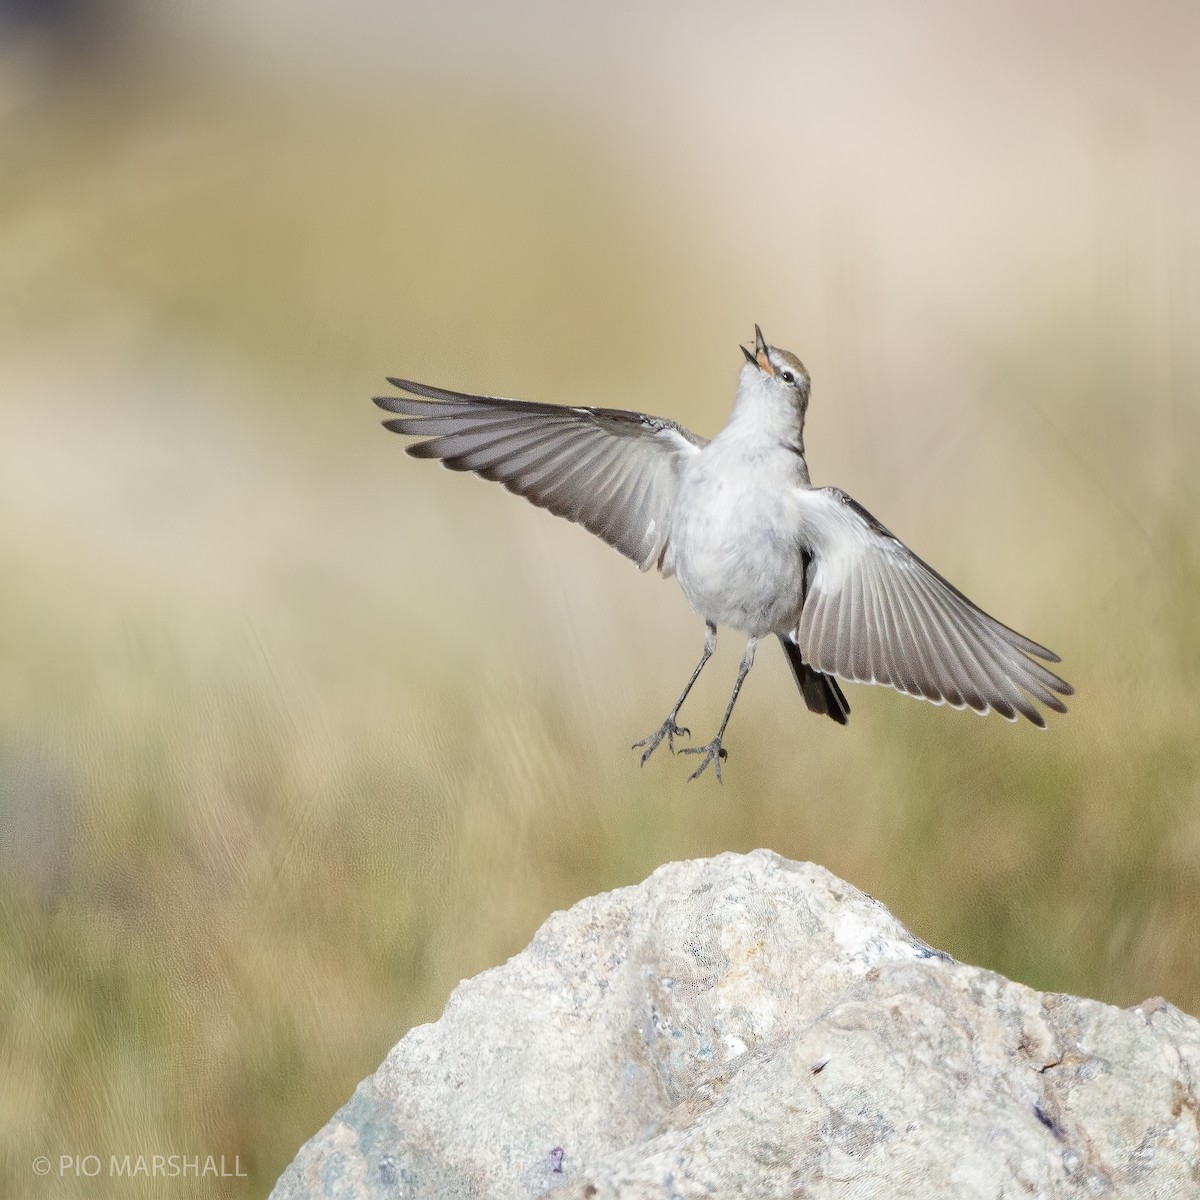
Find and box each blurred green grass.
[3,35,1200,1200]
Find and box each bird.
[374,326,1072,781]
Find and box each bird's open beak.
[741,324,773,372]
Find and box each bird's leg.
[633,623,717,766]
[681,637,758,783]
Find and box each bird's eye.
[780,371,795,385]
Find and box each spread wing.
[374,378,707,572]
[794,487,1073,726]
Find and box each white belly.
[668,460,807,637]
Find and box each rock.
[271,850,1200,1199]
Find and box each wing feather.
[874,556,918,698]
[377,379,707,571]
[795,487,1072,725]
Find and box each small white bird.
[375,327,1071,780]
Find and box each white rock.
[271,850,1200,1199]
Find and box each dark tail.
[777,636,850,725]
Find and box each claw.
[633,717,691,766]
[679,739,728,783]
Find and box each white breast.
[667,436,809,637]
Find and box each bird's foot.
[679,738,728,783]
[632,716,691,766]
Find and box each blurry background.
[2,0,1199,1194]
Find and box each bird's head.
[738,325,811,430]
